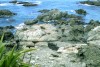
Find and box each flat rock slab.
[15,24,59,42]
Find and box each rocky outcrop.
[77,26,100,67]
[9,1,38,6]
[15,23,87,67]
[0,10,16,18]
[15,24,59,42]
[15,9,99,67]
[75,9,87,15]
[80,1,100,6]
[37,9,68,22]
[87,26,100,45]
[24,19,38,25]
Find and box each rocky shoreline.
[1,8,100,67]
[80,1,100,6]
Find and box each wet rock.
[9,0,17,3]
[80,1,100,6]
[0,10,16,18]
[9,1,38,6]
[4,25,15,29]
[75,9,87,15]
[38,9,50,13]
[22,2,38,6]
[0,28,14,41]
[37,9,68,22]
[24,19,38,25]
[85,20,100,32]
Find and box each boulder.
[87,26,100,45]
[22,2,38,6]
[38,9,50,13]
[77,44,100,67]
[37,9,68,22]
[75,9,87,15]
[15,24,59,42]
[24,19,38,25]
[80,1,100,6]
[9,1,38,6]
[0,10,16,18]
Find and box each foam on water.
[0,3,12,6]
[34,1,42,5]
[15,23,25,30]
[84,4,92,6]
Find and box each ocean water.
[0,0,100,26]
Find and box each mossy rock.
[75,9,87,15]
[84,19,100,32]
[22,2,38,6]
[0,10,16,18]
[37,9,68,22]
[38,9,50,13]
[24,19,38,25]
[80,1,100,6]
[77,45,100,67]
[0,28,14,41]
[9,1,17,3]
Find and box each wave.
[84,4,91,6]
[0,3,10,6]
[70,10,75,13]
[34,1,42,5]
[15,23,25,30]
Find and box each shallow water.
[0,0,100,26]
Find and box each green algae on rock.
[80,1,100,6]
[0,10,16,18]
[24,20,38,25]
[75,9,87,15]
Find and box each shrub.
[0,34,36,67]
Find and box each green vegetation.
[0,34,36,67]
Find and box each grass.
[0,34,36,67]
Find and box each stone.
[87,26,100,45]
[75,9,87,15]
[15,24,59,42]
[80,1,100,6]
[57,46,79,54]
[0,10,16,18]
[24,20,38,25]
[37,9,68,22]
[38,9,50,13]
[19,41,35,46]
[22,2,38,6]
[35,42,48,48]
[77,45,100,67]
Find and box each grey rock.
[87,26,100,45]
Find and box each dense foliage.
[0,34,36,67]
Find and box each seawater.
[0,0,100,26]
